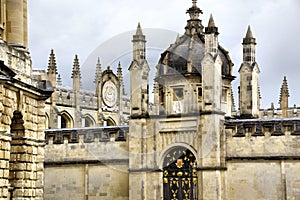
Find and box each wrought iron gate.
[163,147,198,200]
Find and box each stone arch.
[9,111,25,198]
[158,143,199,169]
[45,112,50,129]
[106,117,116,126]
[84,114,95,127]
[60,111,73,128]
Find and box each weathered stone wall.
[44,130,129,200]
[0,84,49,199]
[226,161,300,200]
[44,164,129,200]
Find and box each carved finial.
[271,102,275,110]
[94,57,102,84]
[192,0,197,7]
[279,76,289,107]
[47,49,57,75]
[71,54,81,79]
[185,0,204,36]
[117,62,122,78]
[57,74,62,86]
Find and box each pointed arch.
[60,111,73,128]
[84,114,95,127]
[45,112,50,129]
[160,144,198,200]
[106,117,116,126]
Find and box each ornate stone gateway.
[163,147,198,200]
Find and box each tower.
[2,0,28,48]
[128,23,150,199]
[239,25,260,118]
[129,23,149,117]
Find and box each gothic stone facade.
[44,1,300,200]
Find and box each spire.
[94,57,102,84]
[71,55,81,79]
[132,22,146,61]
[117,62,123,81]
[208,14,215,27]
[205,14,219,34]
[246,25,253,38]
[185,0,204,36]
[117,62,126,95]
[243,25,256,44]
[279,76,290,108]
[47,49,57,75]
[136,22,143,35]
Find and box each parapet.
[45,126,128,144]
[225,118,300,160]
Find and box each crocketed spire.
[94,57,102,84]
[71,55,81,79]
[47,49,57,75]
[279,76,290,105]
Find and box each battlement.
[225,118,300,137]
[55,86,98,109]
[226,118,300,160]
[45,126,128,144]
[259,106,300,119]
[45,126,129,165]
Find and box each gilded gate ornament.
[163,147,198,200]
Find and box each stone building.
[2,0,300,200]
[0,0,53,199]
[44,1,300,200]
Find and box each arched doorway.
[163,146,198,200]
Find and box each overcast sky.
[27,0,300,109]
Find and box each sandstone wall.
[44,164,128,200]
[226,161,300,200]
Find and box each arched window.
[61,116,67,128]
[45,113,50,129]
[107,118,116,126]
[60,112,73,128]
[163,147,198,200]
[84,115,95,127]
